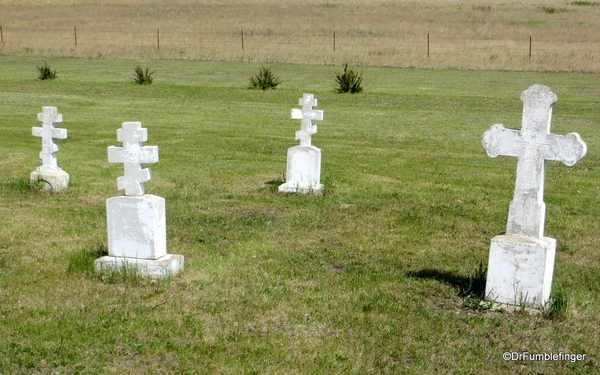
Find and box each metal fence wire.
[1,26,598,72]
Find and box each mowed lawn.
[0,56,599,374]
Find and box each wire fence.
[1,26,599,72]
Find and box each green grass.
[0,56,599,374]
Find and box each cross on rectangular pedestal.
[291,93,324,147]
[482,84,587,238]
[32,106,66,171]
[108,122,159,196]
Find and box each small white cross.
[291,93,324,147]
[108,122,159,196]
[482,84,587,238]
[32,106,67,171]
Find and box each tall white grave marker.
[94,122,184,279]
[279,93,324,194]
[31,106,69,192]
[482,84,587,308]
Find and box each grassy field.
[0,56,599,374]
[1,0,600,71]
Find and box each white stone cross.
[482,84,587,238]
[291,93,324,147]
[108,122,159,196]
[32,106,67,171]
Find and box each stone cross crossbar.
[108,122,159,196]
[32,106,67,171]
[482,84,587,238]
[291,93,324,147]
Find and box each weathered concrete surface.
[485,234,556,309]
[482,84,587,309]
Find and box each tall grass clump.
[458,262,487,298]
[6,176,49,192]
[458,262,489,310]
[66,246,107,277]
[543,282,569,320]
[133,65,155,85]
[248,66,281,90]
[37,62,57,80]
[335,64,363,93]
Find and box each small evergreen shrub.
[133,65,155,85]
[248,66,281,90]
[37,62,57,80]
[541,6,567,13]
[335,64,363,93]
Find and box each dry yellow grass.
[1,0,599,71]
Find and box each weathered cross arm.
[543,132,587,166]
[114,160,153,195]
[108,145,159,164]
[482,124,521,158]
[36,106,63,124]
[32,127,67,140]
[33,127,67,170]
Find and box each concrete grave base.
[107,195,167,259]
[278,183,324,194]
[485,234,556,309]
[484,301,544,316]
[279,145,323,194]
[31,169,69,192]
[94,254,184,279]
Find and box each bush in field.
[133,65,155,85]
[248,66,281,90]
[37,62,57,80]
[335,64,363,93]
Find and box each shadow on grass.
[406,262,487,300]
[66,245,108,276]
[265,173,334,196]
[264,176,284,193]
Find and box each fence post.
[74,26,77,47]
[427,33,430,58]
[0,26,3,44]
[529,36,532,60]
[333,31,336,52]
[157,29,160,51]
[241,30,244,51]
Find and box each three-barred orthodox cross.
[32,106,67,171]
[108,122,159,196]
[291,93,324,147]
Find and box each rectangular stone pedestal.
[279,145,323,194]
[94,254,184,279]
[31,169,69,192]
[485,234,556,309]
[107,195,166,259]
